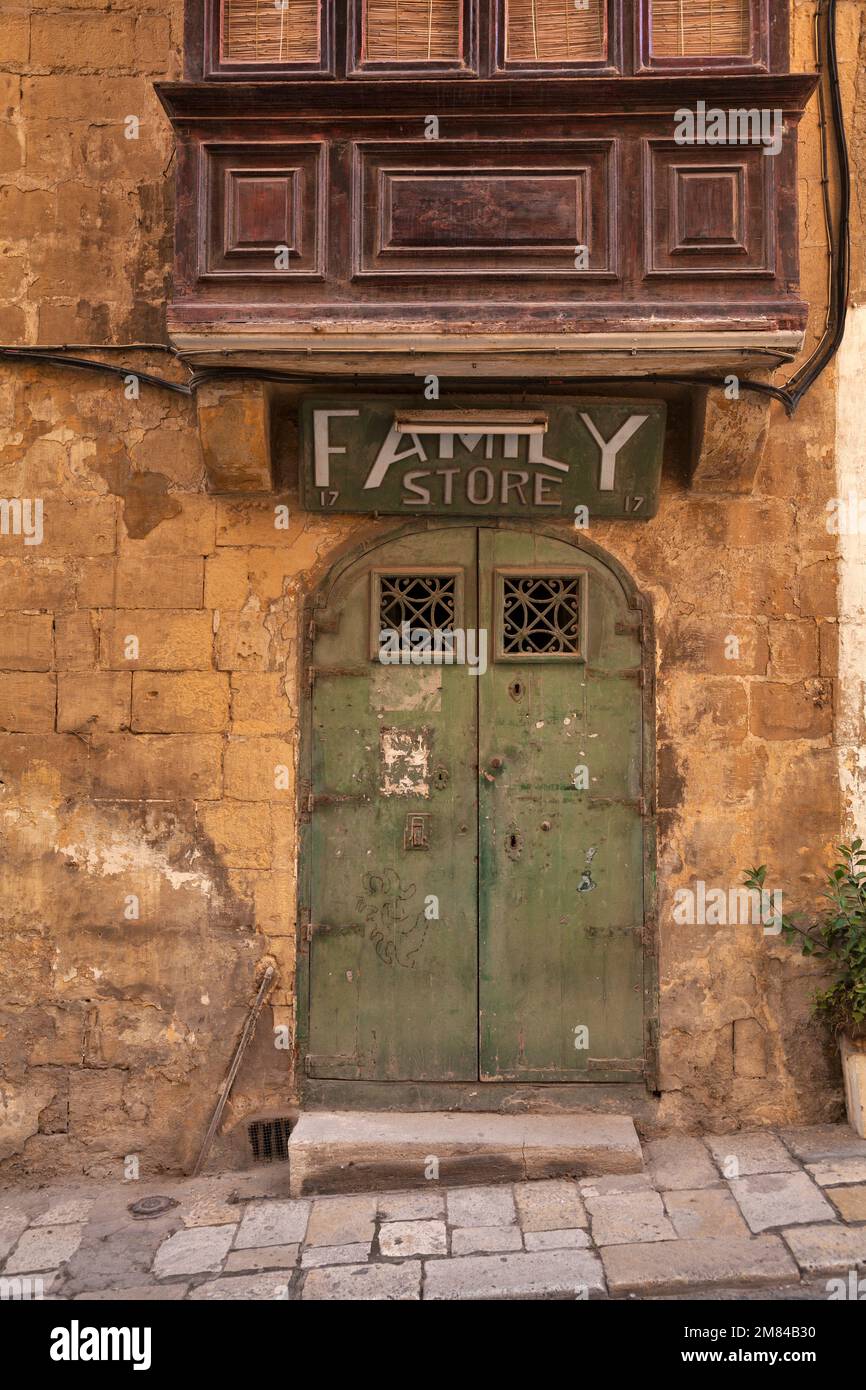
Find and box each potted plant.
[744,840,866,1136]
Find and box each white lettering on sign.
[578,413,649,491]
[313,409,359,487]
[310,405,659,509]
[364,425,428,489]
[527,434,568,472]
[365,425,568,489]
[438,433,493,459]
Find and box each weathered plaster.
[834,303,866,836]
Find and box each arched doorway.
[298,522,656,1090]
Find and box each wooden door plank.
[308,526,479,1080]
[478,528,645,1081]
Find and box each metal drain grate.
[248,1117,292,1163]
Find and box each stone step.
[288,1110,643,1197]
[601,1235,800,1298]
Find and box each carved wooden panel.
[353,140,616,278]
[643,140,774,277]
[201,142,327,278]
[160,73,813,343]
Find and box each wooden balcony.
[156,71,817,377]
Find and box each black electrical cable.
[0,347,194,396]
[784,0,850,407]
[0,0,849,416]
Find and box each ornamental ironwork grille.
[378,573,459,634]
[499,572,585,659]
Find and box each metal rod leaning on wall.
[191,965,277,1178]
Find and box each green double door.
[304,526,647,1084]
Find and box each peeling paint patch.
[578,845,598,893]
[379,727,430,797]
[370,667,442,713]
[96,449,182,538]
[55,824,215,896]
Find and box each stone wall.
[0,1,864,1176]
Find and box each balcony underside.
[170,325,803,377]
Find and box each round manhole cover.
[128,1195,177,1218]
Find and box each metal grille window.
[650,0,750,56]
[220,0,321,63]
[377,572,459,634]
[497,571,586,660]
[363,0,462,62]
[505,0,606,62]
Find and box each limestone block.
[197,382,273,494]
[131,672,230,733]
[0,673,56,731]
[749,679,833,740]
[0,614,53,670]
[690,376,773,493]
[58,673,131,732]
[99,611,214,670]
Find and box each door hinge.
[299,907,313,946]
[308,665,368,686]
[642,914,658,955]
[307,790,371,812]
[586,1057,645,1075]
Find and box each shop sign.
[300,396,666,519]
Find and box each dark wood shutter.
[364,0,462,62]
[505,0,606,62]
[221,0,321,63]
[650,0,750,57]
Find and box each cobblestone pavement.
[2,1124,866,1300]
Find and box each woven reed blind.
[650,0,750,57]
[505,0,605,62]
[364,0,462,62]
[221,0,320,63]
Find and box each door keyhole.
[505,828,523,861]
